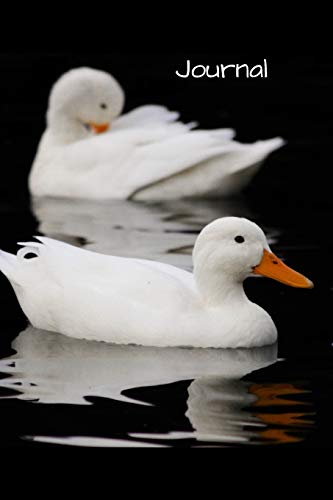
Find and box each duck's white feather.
[135,136,284,200]
[0,250,16,280]
[112,104,182,129]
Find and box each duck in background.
[29,67,285,200]
[0,217,312,348]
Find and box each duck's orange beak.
[253,249,314,289]
[89,122,110,134]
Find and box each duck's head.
[46,67,125,143]
[193,217,313,301]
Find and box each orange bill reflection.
[248,382,315,445]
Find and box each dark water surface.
[0,193,332,448]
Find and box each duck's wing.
[113,105,182,130]
[1,238,201,345]
[61,131,282,199]
[114,133,284,199]
[112,104,235,141]
[48,122,236,199]
[0,237,196,308]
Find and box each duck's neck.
[194,267,247,307]
[47,113,91,145]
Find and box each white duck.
[0,217,312,348]
[29,67,285,200]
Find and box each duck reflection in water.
[0,327,313,446]
[31,197,258,269]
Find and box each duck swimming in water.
[0,217,312,348]
[29,67,284,200]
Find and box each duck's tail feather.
[0,249,17,279]
[227,136,286,175]
[17,241,43,253]
[210,128,236,142]
[256,137,286,154]
[0,241,44,284]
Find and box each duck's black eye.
[23,252,38,260]
[235,235,245,244]
[100,103,107,110]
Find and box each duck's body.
[0,238,275,348]
[0,217,312,348]
[29,68,284,200]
